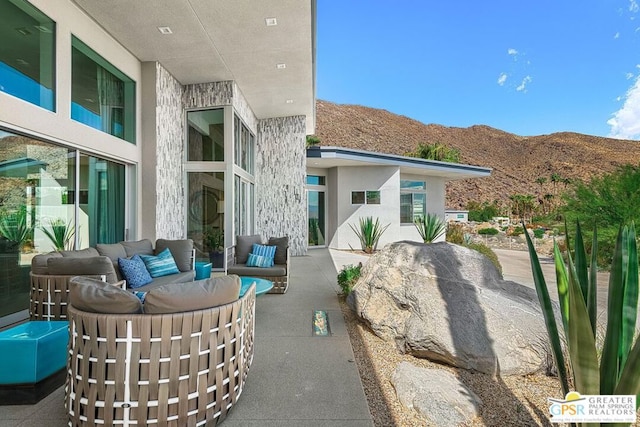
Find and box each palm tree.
[543,193,554,214]
[550,173,562,195]
[535,176,547,194]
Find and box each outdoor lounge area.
[0,249,374,426]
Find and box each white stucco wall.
[319,167,447,250]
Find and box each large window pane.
[233,114,255,174]
[0,130,74,323]
[79,154,125,247]
[71,36,135,143]
[0,0,55,111]
[187,172,225,267]
[187,109,224,161]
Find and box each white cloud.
[630,0,639,13]
[627,72,635,79]
[508,48,518,56]
[608,76,640,139]
[614,31,621,39]
[497,73,508,86]
[516,76,532,92]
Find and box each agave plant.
[525,220,640,423]
[349,216,389,254]
[40,218,75,251]
[0,206,34,250]
[414,213,446,243]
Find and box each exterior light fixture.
[265,17,277,26]
[157,26,173,35]
[276,63,286,69]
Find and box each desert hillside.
[314,100,640,209]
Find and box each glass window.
[400,180,427,223]
[187,172,225,267]
[0,0,55,111]
[307,175,325,185]
[71,36,135,143]
[351,191,365,204]
[366,191,380,204]
[187,109,224,161]
[0,128,128,325]
[233,114,255,174]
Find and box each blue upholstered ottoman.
[0,320,68,404]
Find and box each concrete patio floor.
[0,248,373,426]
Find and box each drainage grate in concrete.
[312,310,331,336]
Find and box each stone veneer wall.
[153,63,185,239]
[256,116,307,256]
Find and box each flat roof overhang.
[72,0,316,132]
[307,146,492,180]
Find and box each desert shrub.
[414,213,446,243]
[466,242,502,275]
[337,263,362,296]
[477,227,498,235]
[467,200,500,222]
[446,223,465,244]
[509,226,525,236]
[405,142,460,163]
[533,228,545,239]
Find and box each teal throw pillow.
[140,248,180,278]
[247,253,272,268]
[251,244,276,267]
[118,255,153,288]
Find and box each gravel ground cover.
[341,300,564,427]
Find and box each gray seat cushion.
[268,236,289,265]
[143,275,241,314]
[60,247,99,258]
[227,263,287,277]
[47,256,119,284]
[69,276,142,314]
[31,252,63,275]
[236,235,262,264]
[120,239,154,257]
[133,270,195,292]
[96,243,127,262]
[155,239,193,272]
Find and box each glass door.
[307,190,325,247]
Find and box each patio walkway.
[0,249,373,426]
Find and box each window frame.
[400,180,427,224]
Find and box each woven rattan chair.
[30,273,106,321]
[66,284,256,426]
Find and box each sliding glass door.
[0,128,128,327]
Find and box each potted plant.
[203,227,225,268]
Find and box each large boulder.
[348,241,550,376]
[392,362,482,426]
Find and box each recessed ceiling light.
[16,59,29,66]
[276,63,286,69]
[157,26,173,35]
[84,98,95,103]
[265,17,278,26]
[285,99,294,104]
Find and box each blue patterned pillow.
[251,244,276,267]
[139,248,180,278]
[247,253,272,268]
[118,255,153,289]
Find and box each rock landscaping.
[348,241,552,376]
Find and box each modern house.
[0,0,491,328]
[306,146,490,250]
[0,0,315,327]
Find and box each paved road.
[495,248,611,320]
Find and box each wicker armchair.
[66,284,256,426]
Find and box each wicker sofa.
[226,235,290,294]
[29,238,195,320]
[66,275,255,427]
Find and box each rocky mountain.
[314,100,640,209]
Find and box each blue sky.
[317,1,640,139]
